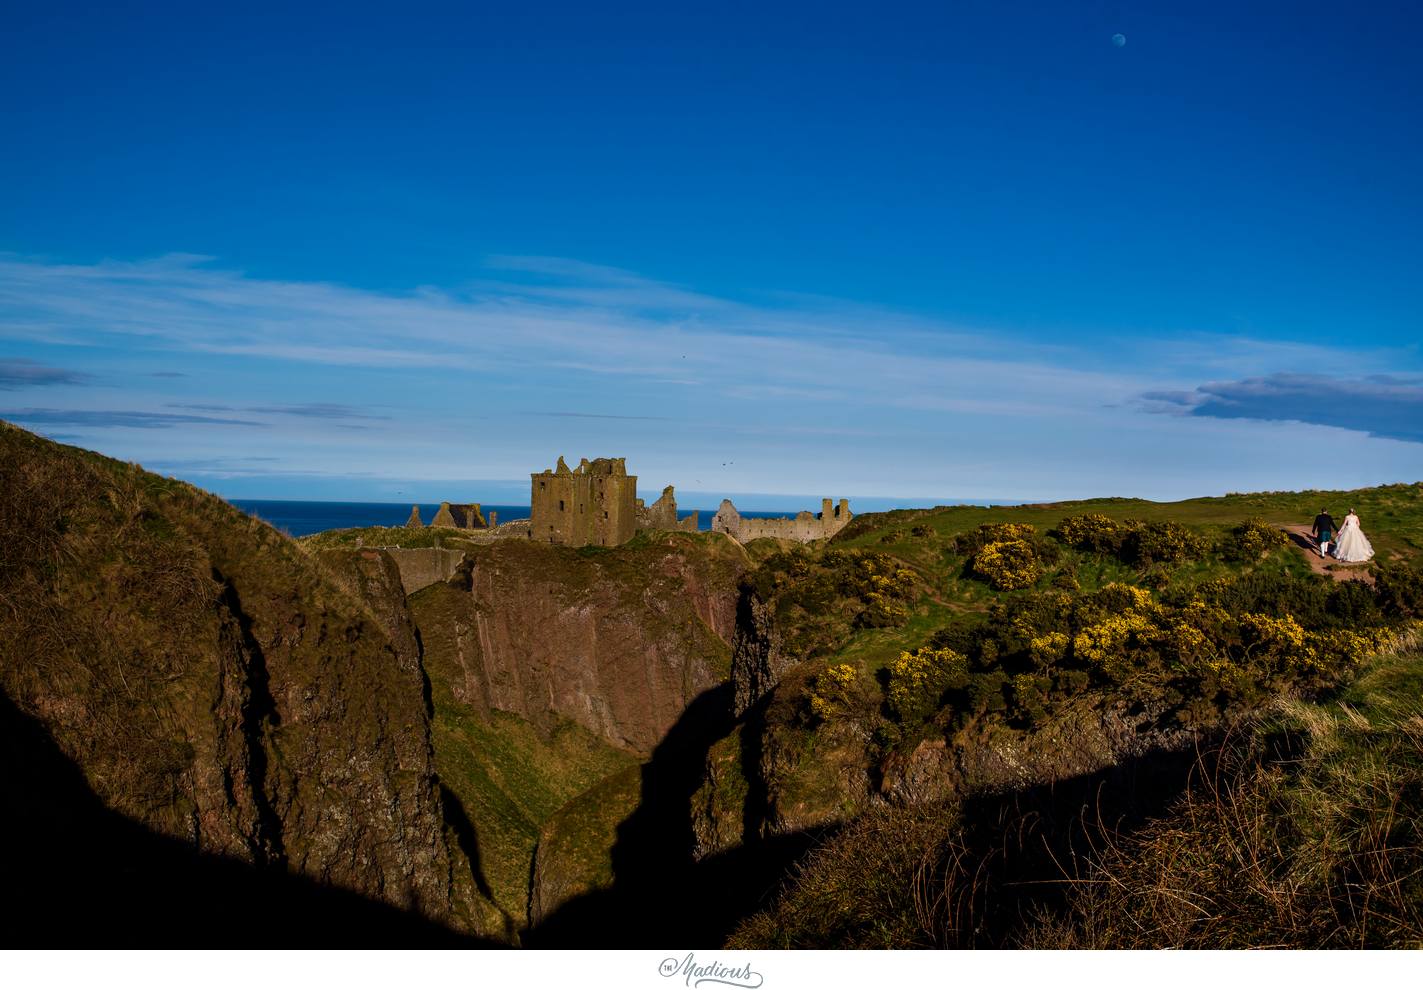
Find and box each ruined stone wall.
[711,498,853,544]
[635,485,698,533]
[385,547,467,595]
[430,502,486,529]
[530,455,637,547]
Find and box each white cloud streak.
[2,252,1420,500]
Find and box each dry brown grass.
[1023,656,1423,949]
[728,646,1423,949]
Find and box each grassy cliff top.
[835,482,1423,559]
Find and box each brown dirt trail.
[1282,525,1374,585]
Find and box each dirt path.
[1282,525,1375,585]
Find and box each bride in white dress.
[1332,508,1374,562]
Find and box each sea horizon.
[227,497,964,538]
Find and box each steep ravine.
[407,531,750,934]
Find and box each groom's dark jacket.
[1312,513,1336,537]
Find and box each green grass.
[797,483,1423,685]
[838,483,1423,560]
[532,765,644,917]
[299,525,485,551]
[707,481,1423,889]
[431,706,638,924]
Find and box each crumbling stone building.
[635,485,698,533]
[531,456,637,547]
[432,502,487,529]
[712,498,853,543]
[406,502,490,529]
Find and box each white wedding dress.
[1332,513,1374,562]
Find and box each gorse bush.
[1225,518,1288,562]
[909,575,1401,733]
[970,539,1044,591]
[1374,562,1423,620]
[1051,513,1126,555]
[1177,572,1389,631]
[953,522,1039,556]
[1049,514,1213,569]
[886,646,968,726]
[807,663,860,723]
[1124,520,1209,566]
[742,548,923,666]
[857,557,918,628]
[954,522,1061,592]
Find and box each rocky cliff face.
[412,534,749,755]
[729,590,793,718]
[695,606,1201,862]
[0,424,486,939]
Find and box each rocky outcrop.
[410,533,748,755]
[729,590,793,718]
[878,699,1199,807]
[0,423,489,939]
[693,666,1201,862]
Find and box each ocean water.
[228,499,802,538]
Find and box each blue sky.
[2,1,1420,507]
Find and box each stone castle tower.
[530,456,637,547]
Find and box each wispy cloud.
[0,408,265,429]
[0,252,1150,414]
[248,402,390,421]
[527,411,671,421]
[1142,373,1423,443]
[166,401,388,421]
[0,357,89,389]
[3,252,1420,500]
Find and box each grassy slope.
[531,764,645,919]
[823,482,1423,682]
[301,525,490,552]
[706,482,1423,946]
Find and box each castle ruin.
[406,502,490,530]
[397,457,848,551]
[530,456,637,546]
[711,498,852,543]
[635,485,698,534]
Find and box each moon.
[1112,33,1127,47]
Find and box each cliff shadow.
[0,688,500,948]
[525,683,826,947]
[909,725,1310,947]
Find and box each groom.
[1311,508,1336,558]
